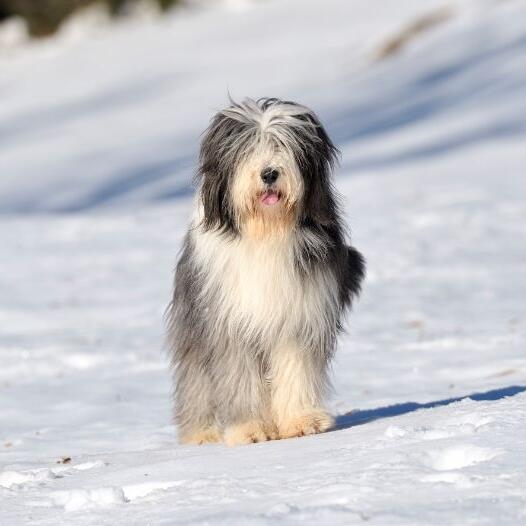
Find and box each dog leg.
[175,356,220,445]
[270,340,334,439]
[215,349,275,446]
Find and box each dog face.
[198,98,339,236]
[229,134,304,234]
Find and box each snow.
[1,0,526,524]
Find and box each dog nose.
[261,167,279,185]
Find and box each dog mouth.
[259,190,281,206]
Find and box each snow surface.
[1,0,526,524]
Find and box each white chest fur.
[191,225,339,350]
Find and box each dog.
[166,97,365,446]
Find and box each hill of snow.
[1,0,526,524]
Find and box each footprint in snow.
[46,481,183,511]
[384,413,494,441]
[421,444,500,471]
[0,460,106,490]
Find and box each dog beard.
[230,142,304,238]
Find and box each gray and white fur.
[166,97,365,445]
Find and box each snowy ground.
[1,0,526,524]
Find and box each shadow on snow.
[333,384,526,431]
[2,27,525,213]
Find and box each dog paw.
[278,409,334,439]
[262,421,280,441]
[224,421,270,446]
[180,426,222,445]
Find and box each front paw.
[224,420,272,446]
[278,409,334,439]
[180,425,222,445]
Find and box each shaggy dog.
[167,97,365,446]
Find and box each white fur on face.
[218,98,327,235]
[230,137,304,232]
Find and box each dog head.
[198,97,339,237]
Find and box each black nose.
[261,167,279,185]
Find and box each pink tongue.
[261,191,279,205]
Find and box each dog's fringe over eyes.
[167,97,365,446]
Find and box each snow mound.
[50,487,127,511]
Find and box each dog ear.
[197,113,238,234]
[296,111,340,227]
[200,165,234,233]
